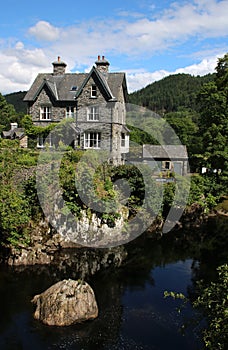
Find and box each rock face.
[31,279,98,326]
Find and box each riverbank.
[1,202,226,271]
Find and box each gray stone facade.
[24,56,129,164]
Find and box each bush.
[193,264,228,350]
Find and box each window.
[84,132,101,149]
[88,106,99,121]
[37,134,44,148]
[37,134,53,148]
[121,133,126,147]
[91,85,97,98]
[66,106,75,118]
[40,106,51,120]
[165,161,171,170]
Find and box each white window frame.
[121,133,126,147]
[66,106,75,118]
[37,134,53,148]
[88,106,99,121]
[91,84,97,98]
[84,132,101,149]
[37,134,44,148]
[40,106,51,120]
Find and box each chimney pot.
[95,55,110,73]
[58,56,60,62]
[98,55,100,61]
[11,122,18,130]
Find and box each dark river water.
[0,217,227,350]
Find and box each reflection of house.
[143,144,188,176]
[2,123,27,148]
[24,56,129,164]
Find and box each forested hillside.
[4,91,27,114]
[128,73,216,159]
[128,54,227,187]
[128,73,215,113]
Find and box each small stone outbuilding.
[1,122,27,148]
[143,144,188,176]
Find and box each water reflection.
[0,217,227,350]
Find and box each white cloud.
[0,44,51,94]
[174,56,218,76]
[0,0,227,94]
[126,69,170,92]
[28,21,60,42]
[15,41,24,50]
[25,0,228,60]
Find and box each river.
[0,217,227,350]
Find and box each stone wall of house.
[19,135,28,148]
[77,115,125,164]
[30,88,77,126]
[77,76,107,109]
[76,76,126,163]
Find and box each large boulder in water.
[31,279,98,326]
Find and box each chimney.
[95,55,110,73]
[52,56,67,75]
[11,122,18,130]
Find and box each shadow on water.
[0,217,227,350]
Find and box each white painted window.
[66,106,75,118]
[121,133,126,147]
[88,106,99,121]
[37,134,44,148]
[40,106,51,120]
[91,85,97,98]
[37,134,53,148]
[84,132,101,149]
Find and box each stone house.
[24,56,129,164]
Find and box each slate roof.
[2,128,26,140]
[143,145,188,159]
[24,66,127,103]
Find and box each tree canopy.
[0,93,17,133]
[197,54,228,183]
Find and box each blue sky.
[0,0,227,94]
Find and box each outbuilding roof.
[2,128,26,140]
[143,145,188,159]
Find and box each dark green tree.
[197,53,228,188]
[0,93,17,132]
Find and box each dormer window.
[91,84,97,98]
